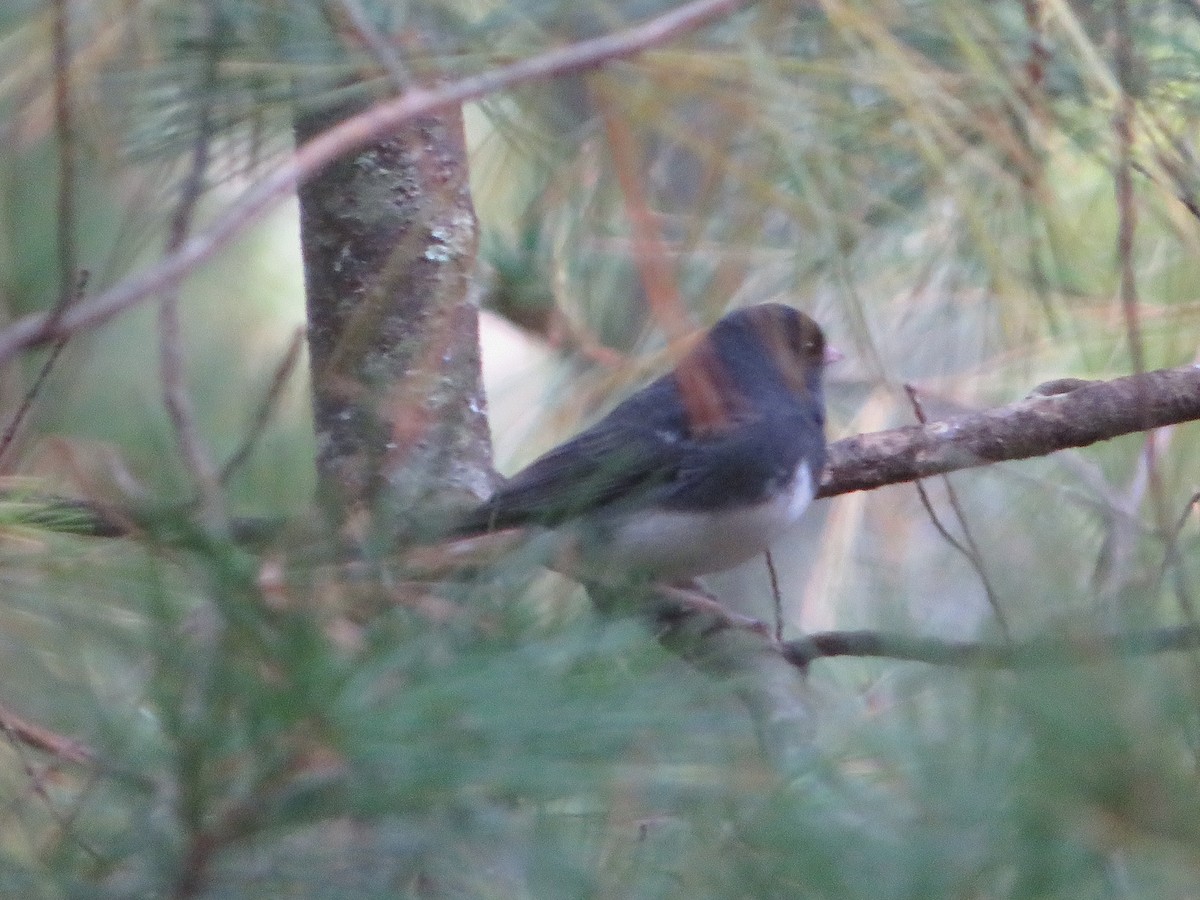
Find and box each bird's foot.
[653,581,772,639]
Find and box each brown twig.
[0,272,87,468]
[597,87,691,339]
[159,0,225,525]
[781,623,1200,670]
[903,384,1008,637]
[173,799,259,899]
[218,327,306,486]
[0,0,756,367]
[1112,0,1144,380]
[1020,0,1050,93]
[1110,1,1181,622]
[171,765,350,898]
[328,0,410,89]
[1154,490,1200,604]
[0,0,82,468]
[0,705,102,862]
[51,0,77,311]
[765,549,783,642]
[0,702,94,767]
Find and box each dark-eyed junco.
[454,303,836,585]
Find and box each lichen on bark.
[296,100,493,544]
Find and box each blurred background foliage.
[0,0,1199,895]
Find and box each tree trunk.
[296,100,492,542]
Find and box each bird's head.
[674,304,837,435]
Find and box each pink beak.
[823,344,844,365]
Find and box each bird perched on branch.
[451,303,837,589]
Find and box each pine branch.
[16,361,1200,541]
[781,624,1200,669]
[818,364,1200,497]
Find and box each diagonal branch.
[0,0,84,467]
[0,702,94,767]
[0,0,755,368]
[158,0,225,525]
[902,383,1008,636]
[818,365,1200,498]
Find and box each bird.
[450,303,837,591]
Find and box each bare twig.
[1112,0,1144,379]
[218,327,306,486]
[328,0,410,89]
[1111,0,1181,622]
[1020,0,1050,93]
[0,0,82,467]
[159,0,224,524]
[1154,490,1200,603]
[765,549,783,642]
[0,0,756,367]
[0,272,86,467]
[653,582,770,636]
[597,88,690,339]
[782,623,1200,671]
[903,384,1008,637]
[51,0,78,316]
[0,702,94,767]
[0,701,103,861]
[1163,492,1200,568]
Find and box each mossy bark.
[296,101,492,542]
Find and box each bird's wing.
[457,384,691,532]
[659,407,820,511]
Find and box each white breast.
[575,461,816,582]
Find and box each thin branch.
[0,720,103,863]
[0,0,82,467]
[218,327,305,485]
[1155,490,1200,609]
[1020,0,1050,94]
[1110,0,1182,628]
[781,624,1200,670]
[765,549,783,642]
[1112,0,1144,379]
[0,702,112,867]
[0,271,87,467]
[1162,491,1200,552]
[903,384,1009,638]
[597,88,691,338]
[0,702,94,767]
[0,0,756,367]
[328,0,410,89]
[171,763,350,899]
[51,0,78,314]
[159,0,224,524]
